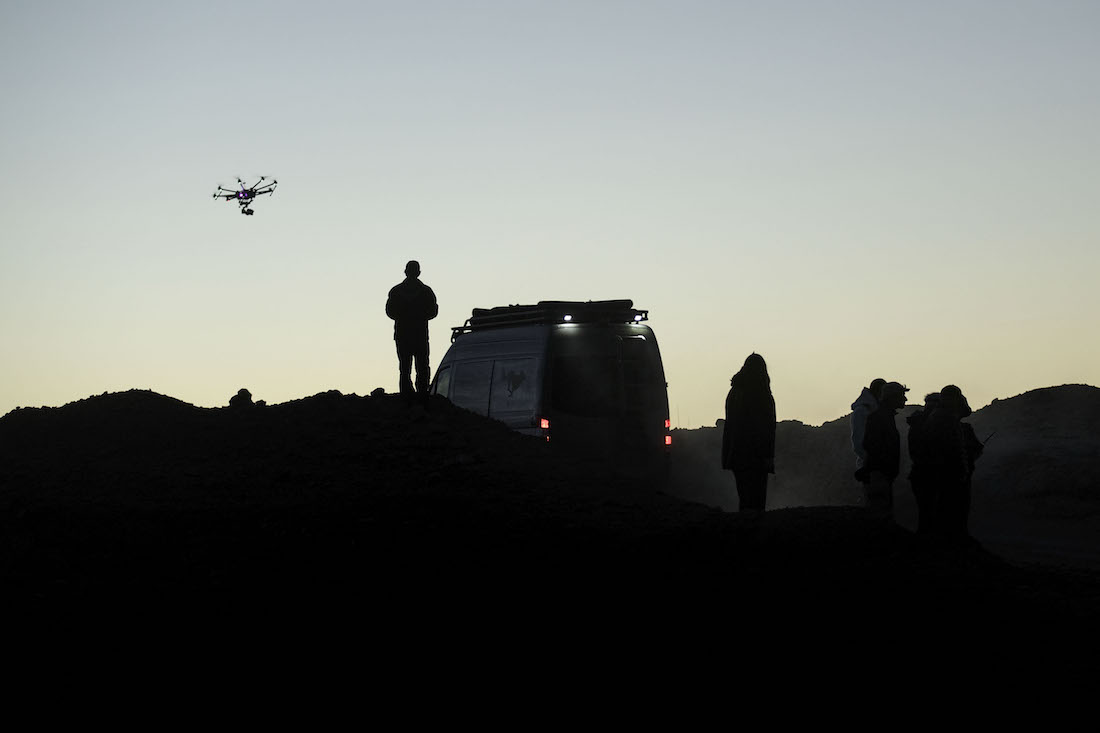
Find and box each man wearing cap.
[386,260,438,401]
[861,381,909,515]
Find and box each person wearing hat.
[385,260,438,402]
[861,381,909,515]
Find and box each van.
[431,300,671,472]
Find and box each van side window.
[491,358,537,414]
[451,360,493,416]
[433,365,452,398]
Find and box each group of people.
[850,378,983,543]
[721,356,983,545]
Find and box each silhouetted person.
[959,420,984,543]
[861,381,908,515]
[851,378,886,484]
[386,260,438,402]
[907,392,941,535]
[925,384,981,545]
[721,353,776,512]
[229,388,253,409]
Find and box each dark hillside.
[1,388,1098,675]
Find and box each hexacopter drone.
[213,176,277,215]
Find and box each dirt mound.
[1,388,1098,676]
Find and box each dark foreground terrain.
[2,389,1097,678]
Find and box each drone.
[213,176,277,215]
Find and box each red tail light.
[665,435,672,446]
[540,417,550,429]
[664,419,671,429]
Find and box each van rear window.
[551,356,620,416]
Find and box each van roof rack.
[451,299,648,341]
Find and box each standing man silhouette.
[386,260,438,402]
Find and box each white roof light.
[563,314,573,321]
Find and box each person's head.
[404,260,421,278]
[732,352,770,390]
[939,384,972,417]
[869,378,887,400]
[923,392,942,409]
[880,382,908,410]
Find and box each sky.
[2,0,1098,427]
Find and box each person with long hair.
[721,353,776,512]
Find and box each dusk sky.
[2,1,1098,427]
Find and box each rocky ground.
[1,389,1097,678]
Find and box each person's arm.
[862,413,881,466]
[851,409,868,460]
[767,396,777,472]
[426,286,439,320]
[721,391,733,469]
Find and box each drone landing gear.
[241,207,254,215]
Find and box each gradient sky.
[2,1,1098,427]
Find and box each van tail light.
[540,418,550,429]
[665,435,672,446]
[664,419,671,429]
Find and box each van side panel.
[433,326,551,432]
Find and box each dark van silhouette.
[432,299,671,476]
